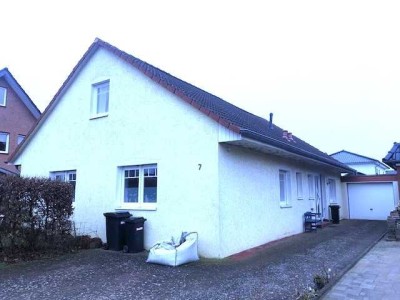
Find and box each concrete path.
[322,238,400,299]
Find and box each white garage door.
[348,182,395,220]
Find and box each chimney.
[282,130,288,140]
[269,113,274,129]
[288,132,295,142]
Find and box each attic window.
[91,80,109,118]
[0,87,6,107]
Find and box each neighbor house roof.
[8,38,353,173]
[331,150,390,170]
[383,142,400,169]
[0,68,40,175]
[0,68,41,119]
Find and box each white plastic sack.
[146,232,199,266]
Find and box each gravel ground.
[0,220,387,300]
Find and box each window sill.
[116,204,157,211]
[280,204,292,209]
[90,113,108,120]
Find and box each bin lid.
[103,211,132,218]
[329,205,341,208]
[125,217,147,223]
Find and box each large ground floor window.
[122,164,157,205]
[50,170,77,200]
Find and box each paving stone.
[323,238,400,300]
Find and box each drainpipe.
[396,165,400,207]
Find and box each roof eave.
[240,130,355,173]
[8,42,102,164]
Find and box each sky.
[1,0,399,162]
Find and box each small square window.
[0,87,6,106]
[0,132,9,153]
[91,81,109,117]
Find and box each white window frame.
[279,170,291,208]
[119,164,157,210]
[327,178,337,203]
[308,174,315,200]
[296,172,303,200]
[0,132,9,154]
[50,170,77,201]
[90,80,110,118]
[0,87,6,106]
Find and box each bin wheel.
[123,245,129,253]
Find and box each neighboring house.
[9,39,353,258]
[383,142,400,202]
[337,146,400,221]
[383,142,400,170]
[0,68,40,175]
[331,150,391,175]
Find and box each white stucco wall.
[14,47,348,259]
[218,144,345,257]
[14,48,222,257]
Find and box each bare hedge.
[0,176,74,256]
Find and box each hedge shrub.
[0,176,74,256]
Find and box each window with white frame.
[327,178,337,203]
[0,132,9,153]
[296,172,303,199]
[91,80,109,117]
[0,87,6,106]
[308,174,315,199]
[50,170,77,201]
[279,170,291,207]
[17,134,25,145]
[122,164,157,206]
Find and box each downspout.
[396,165,400,206]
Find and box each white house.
[331,150,392,175]
[9,39,354,258]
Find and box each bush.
[0,176,74,259]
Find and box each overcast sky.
[1,1,399,162]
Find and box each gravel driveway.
[0,220,387,300]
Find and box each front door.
[314,175,324,217]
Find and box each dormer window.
[0,87,6,106]
[91,80,109,118]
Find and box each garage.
[348,182,396,220]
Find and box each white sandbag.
[146,232,199,266]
